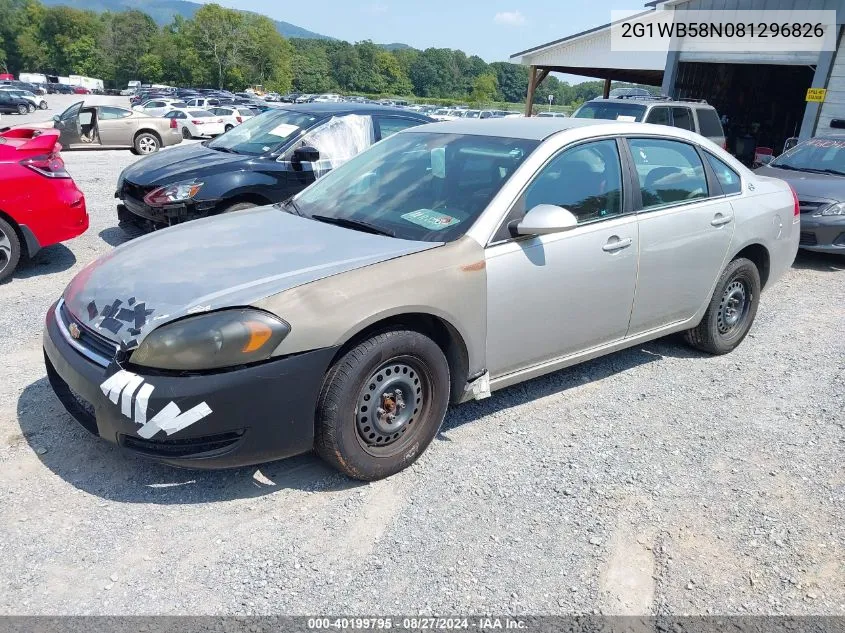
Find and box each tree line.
[0,0,654,106]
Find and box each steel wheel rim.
[139,136,157,153]
[355,357,430,457]
[0,229,11,274]
[717,279,750,336]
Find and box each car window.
[99,106,131,120]
[770,137,845,174]
[628,138,708,208]
[172,102,188,109]
[671,107,694,131]
[208,108,321,156]
[704,153,742,195]
[376,117,423,140]
[189,110,212,117]
[292,131,539,243]
[573,102,647,122]
[521,139,624,225]
[148,101,163,108]
[646,107,670,126]
[696,108,724,138]
[238,108,254,116]
[297,114,374,170]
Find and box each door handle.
[602,237,633,252]
[711,214,733,227]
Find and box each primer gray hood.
[63,206,439,346]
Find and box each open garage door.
[674,62,814,160]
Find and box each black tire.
[133,132,160,155]
[224,124,234,132]
[39,102,48,110]
[17,104,27,115]
[0,217,22,284]
[684,257,761,355]
[315,329,450,481]
[220,202,257,213]
[27,103,35,113]
[182,127,192,139]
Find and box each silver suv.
[573,97,726,149]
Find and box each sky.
[196,0,643,78]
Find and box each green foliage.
[0,0,658,103]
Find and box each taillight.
[790,185,800,219]
[192,120,204,125]
[169,119,178,129]
[235,116,242,123]
[20,153,70,178]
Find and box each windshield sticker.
[616,115,637,122]
[269,123,300,138]
[402,209,461,231]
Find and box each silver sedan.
[44,118,799,480]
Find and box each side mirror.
[293,145,320,163]
[515,204,578,236]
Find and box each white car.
[312,94,342,103]
[0,88,47,111]
[133,99,188,117]
[163,108,227,138]
[185,97,226,110]
[208,106,256,132]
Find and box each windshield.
[573,102,647,122]
[207,108,321,155]
[189,110,213,117]
[770,137,845,174]
[290,131,539,243]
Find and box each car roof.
[275,102,431,118]
[586,98,715,108]
[408,117,609,140]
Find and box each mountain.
[39,0,333,40]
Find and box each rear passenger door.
[374,116,425,141]
[625,137,735,335]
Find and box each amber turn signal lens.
[242,320,274,353]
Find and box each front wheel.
[17,104,27,115]
[27,103,35,113]
[684,257,761,355]
[39,102,48,110]
[315,329,450,481]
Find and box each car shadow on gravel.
[98,226,139,248]
[441,340,688,434]
[792,250,844,272]
[17,376,360,505]
[11,244,76,280]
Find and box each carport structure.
[510,18,667,116]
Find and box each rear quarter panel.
[731,174,799,287]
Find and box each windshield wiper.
[310,214,395,237]
[209,145,237,154]
[818,168,845,176]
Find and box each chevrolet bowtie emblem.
[68,323,81,340]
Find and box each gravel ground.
[0,110,843,615]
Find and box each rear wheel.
[315,329,450,481]
[182,127,192,139]
[0,217,22,284]
[133,132,160,155]
[224,124,234,132]
[39,102,48,110]
[17,104,27,115]
[684,257,761,355]
[26,103,35,113]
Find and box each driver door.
[54,101,84,146]
[485,138,639,378]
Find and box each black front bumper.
[43,302,337,469]
[799,215,845,253]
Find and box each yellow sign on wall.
[806,88,827,102]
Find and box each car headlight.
[817,202,845,216]
[131,309,290,371]
[143,179,204,207]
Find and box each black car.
[756,135,845,254]
[0,90,32,114]
[116,103,433,231]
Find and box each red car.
[72,86,90,94]
[0,128,88,282]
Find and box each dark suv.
[0,91,31,115]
